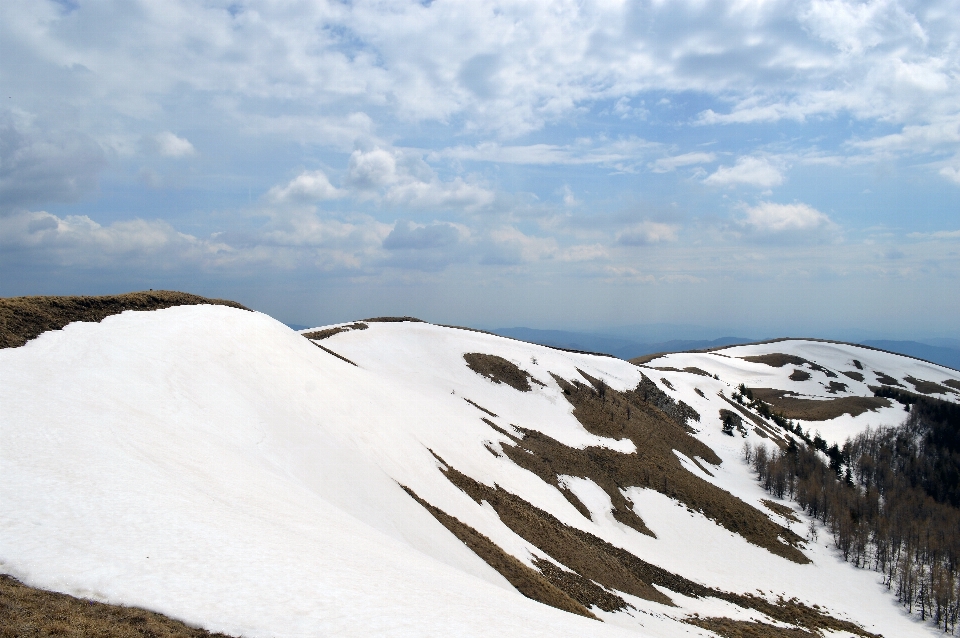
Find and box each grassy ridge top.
[0,291,248,349]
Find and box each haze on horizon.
[1,0,958,339]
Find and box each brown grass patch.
[309,342,357,367]
[873,371,902,386]
[903,375,956,395]
[825,381,848,394]
[399,486,595,619]
[464,398,498,417]
[0,291,248,349]
[841,370,865,382]
[686,616,817,637]
[749,388,891,421]
[463,353,537,392]
[426,455,872,634]
[788,369,810,382]
[944,379,960,391]
[0,574,235,638]
[761,500,800,523]
[492,372,808,563]
[360,316,423,322]
[718,395,788,447]
[301,323,367,340]
[742,355,837,378]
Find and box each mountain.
[3,297,960,637]
[491,327,754,360]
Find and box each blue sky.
[1,0,958,338]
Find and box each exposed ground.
[463,353,543,391]
[903,375,957,395]
[0,291,247,349]
[301,322,367,340]
[0,574,234,638]
[741,354,837,378]
[748,388,891,421]
[420,454,871,635]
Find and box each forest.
[744,387,960,633]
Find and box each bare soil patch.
[841,370,865,382]
[0,574,235,638]
[944,379,960,391]
[463,353,538,392]
[749,388,891,421]
[825,381,848,394]
[903,375,956,395]
[0,291,247,349]
[788,369,810,381]
[301,322,367,340]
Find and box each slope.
[0,304,951,637]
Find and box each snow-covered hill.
[2,305,957,637]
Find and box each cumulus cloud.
[0,209,230,266]
[267,170,345,204]
[382,221,464,251]
[346,148,494,210]
[739,202,834,233]
[939,166,960,184]
[617,222,680,246]
[154,132,196,157]
[704,157,784,188]
[481,227,558,265]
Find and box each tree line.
[743,388,960,633]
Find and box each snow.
[0,307,946,636]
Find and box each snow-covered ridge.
[1,305,951,637]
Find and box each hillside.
[2,300,959,637]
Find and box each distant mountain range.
[492,327,960,371]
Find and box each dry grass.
[360,316,423,322]
[400,486,596,619]
[761,500,800,524]
[873,371,903,387]
[686,616,817,637]
[944,379,960,391]
[488,373,808,563]
[301,322,367,340]
[742,355,837,379]
[788,369,810,382]
[841,370,865,382]
[0,291,247,349]
[427,454,872,634]
[0,574,235,638]
[749,388,890,421]
[463,353,539,392]
[904,375,957,395]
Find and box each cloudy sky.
[2,0,958,337]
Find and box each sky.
[1,0,958,338]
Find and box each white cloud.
[482,227,558,265]
[561,243,606,262]
[346,148,494,210]
[941,166,960,184]
[739,202,833,233]
[650,152,716,173]
[704,157,784,188]
[617,222,680,245]
[267,170,345,204]
[154,132,195,157]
